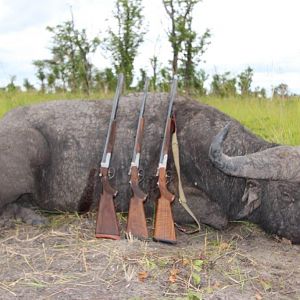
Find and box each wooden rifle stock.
[126,166,148,239]
[153,168,176,244]
[95,167,120,240]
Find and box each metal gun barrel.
[130,77,150,169]
[137,77,149,120]
[101,73,124,167]
[158,76,177,167]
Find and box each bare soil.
[0,213,299,300]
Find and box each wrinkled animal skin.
[0,93,299,243]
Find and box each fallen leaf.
[219,242,230,251]
[212,281,221,289]
[169,268,180,283]
[138,271,148,282]
[255,292,263,300]
[182,258,190,266]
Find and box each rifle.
[95,73,124,240]
[126,78,150,239]
[153,77,177,244]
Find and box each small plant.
[191,259,203,285]
[187,290,203,300]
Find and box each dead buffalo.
[0,93,299,243]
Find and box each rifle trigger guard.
[166,170,172,182]
[138,169,144,182]
[108,167,115,179]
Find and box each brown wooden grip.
[153,196,176,244]
[153,168,176,243]
[95,170,120,240]
[126,195,148,239]
[126,166,148,239]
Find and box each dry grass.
[0,213,299,299]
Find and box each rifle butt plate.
[95,233,121,240]
[153,236,177,244]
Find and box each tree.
[274,83,289,99]
[163,0,197,76]
[210,72,237,97]
[46,17,100,94]
[191,69,208,96]
[103,0,146,89]
[253,86,266,98]
[33,15,99,94]
[23,78,35,91]
[163,0,210,94]
[180,17,210,93]
[158,67,172,92]
[93,68,117,94]
[6,75,19,92]
[163,0,202,75]
[150,55,159,91]
[136,68,147,91]
[32,60,46,92]
[237,66,253,96]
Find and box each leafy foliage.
[237,66,253,96]
[102,0,146,89]
[273,83,289,98]
[163,0,200,75]
[163,0,210,94]
[33,17,100,94]
[210,72,237,97]
[23,79,35,91]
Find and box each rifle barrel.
[101,73,124,167]
[130,77,150,169]
[158,76,177,167]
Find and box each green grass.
[1,91,300,146]
[199,96,300,146]
[0,90,111,118]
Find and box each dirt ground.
[0,213,299,300]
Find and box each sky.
[0,0,299,94]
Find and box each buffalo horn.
[209,123,300,182]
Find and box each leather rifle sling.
[171,125,201,234]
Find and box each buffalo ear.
[237,180,262,219]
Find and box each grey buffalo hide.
[0,93,299,243]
